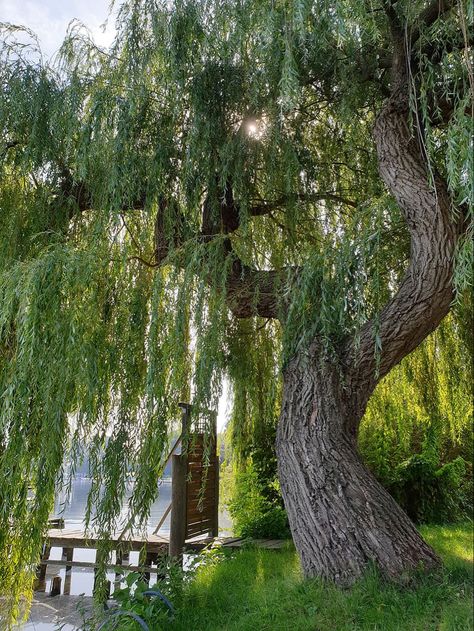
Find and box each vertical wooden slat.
[169,454,187,561]
[211,453,219,537]
[50,575,61,597]
[114,551,122,592]
[35,544,51,591]
[62,547,73,595]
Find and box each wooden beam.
[152,501,172,535]
[36,545,50,583]
[62,547,73,595]
[169,454,187,561]
[211,453,219,537]
[45,530,169,553]
[50,576,62,597]
[38,559,159,572]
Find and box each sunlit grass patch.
[166,523,473,631]
[421,522,474,568]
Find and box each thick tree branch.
[154,185,285,319]
[57,166,147,216]
[412,0,458,42]
[383,0,403,36]
[250,192,358,216]
[58,167,92,215]
[415,27,472,67]
[343,36,464,415]
[225,255,284,319]
[154,196,188,264]
[201,182,240,235]
[0,140,20,159]
[55,171,286,319]
[358,6,467,86]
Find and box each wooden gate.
[168,403,219,557]
[185,427,219,539]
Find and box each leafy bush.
[84,558,187,630]
[358,314,472,524]
[106,575,172,630]
[239,505,290,539]
[228,463,291,539]
[382,455,472,524]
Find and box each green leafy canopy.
[0,0,471,624]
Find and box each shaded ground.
[19,594,93,630]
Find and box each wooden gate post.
[169,454,187,561]
[35,544,51,591]
[50,575,62,597]
[62,547,73,595]
[211,452,219,538]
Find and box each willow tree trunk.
[276,354,439,584]
[275,52,460,584]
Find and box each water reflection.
[42,477,173,598]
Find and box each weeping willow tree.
[0,0,472,623]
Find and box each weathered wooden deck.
[45,528,286,555]
[36,406,287,598]
[36,529,287,595]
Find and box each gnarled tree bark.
[276,18,463,583]
[276,350,440,584]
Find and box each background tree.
[0,0,472,624]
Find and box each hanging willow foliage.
[0,0,472,624]
[360,309,473,503]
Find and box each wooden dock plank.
[38,559,158,573]
[44,530,287,553]
[46,529,170,554]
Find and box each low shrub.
[239,505,290,539]
[382,455,472,523]
[228,463,291,540]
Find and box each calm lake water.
[53,476,174,534]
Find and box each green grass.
[164,523,473,631]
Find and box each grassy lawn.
[165,523,473,631]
